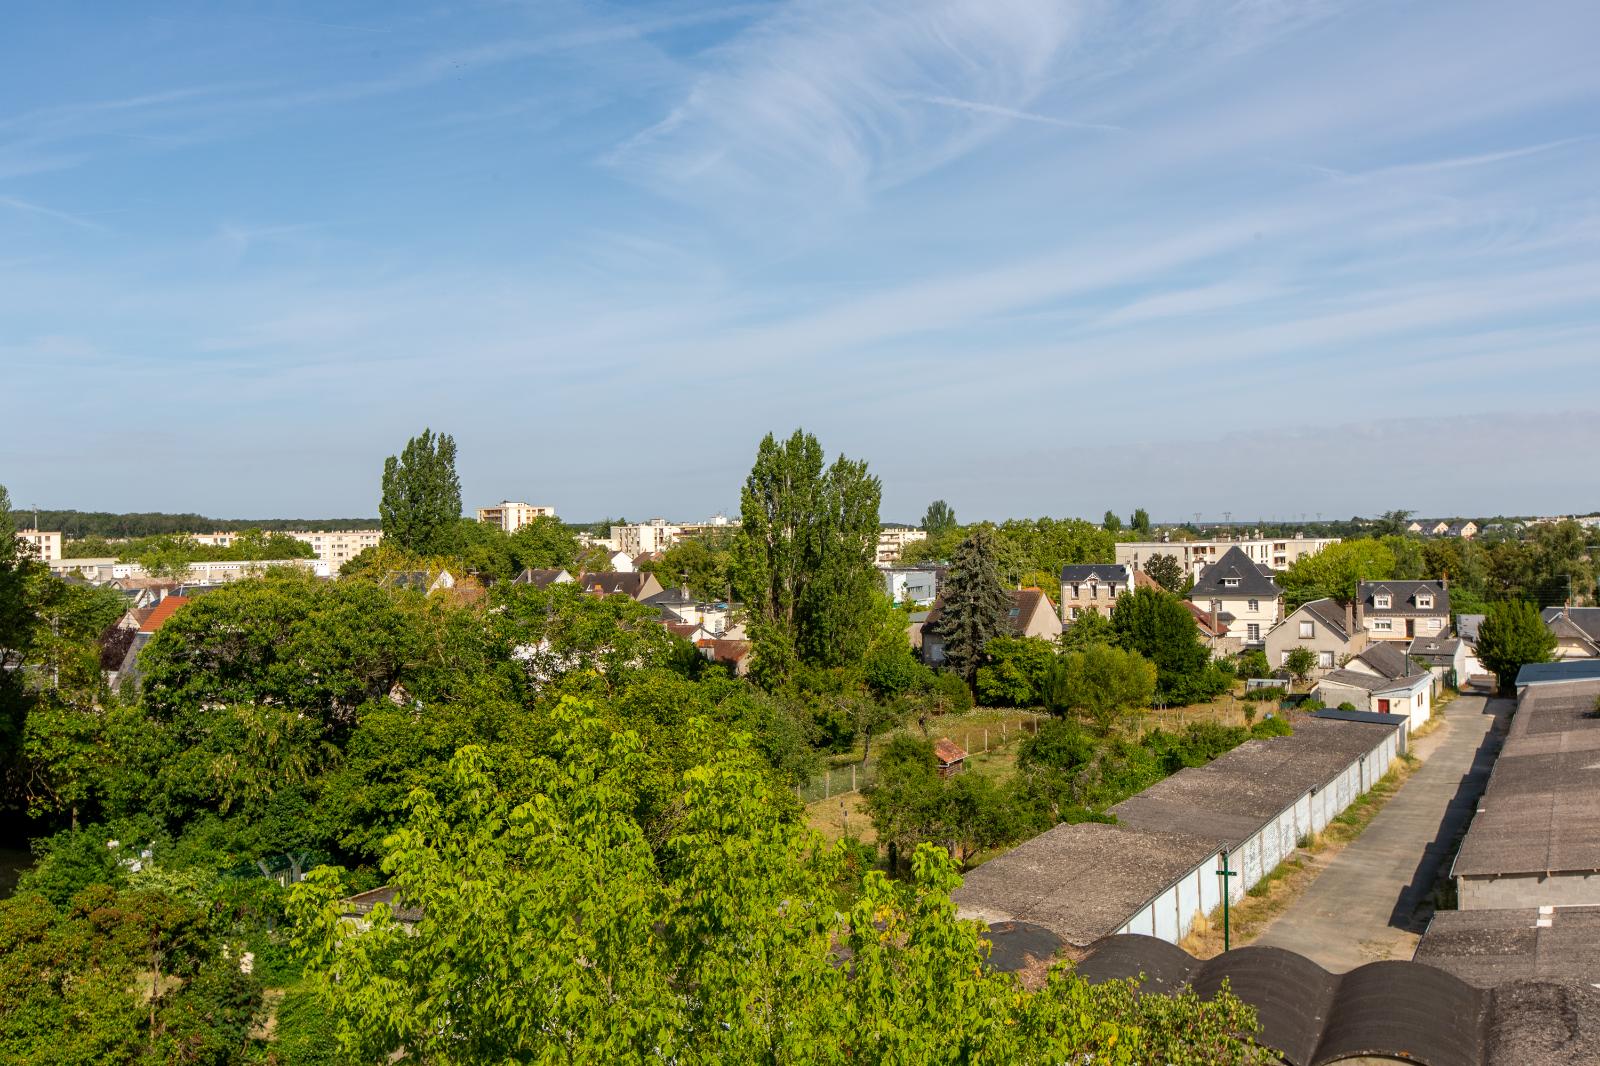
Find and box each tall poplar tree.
[735,430,881,679]
[922,500,956,538]
[930,527,1011,685]
[379,429,462,556]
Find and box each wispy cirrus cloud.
[606,0,1082,209]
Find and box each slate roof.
[1409,635,1462,664]
[1542,606,1600,648]
[1457,613,1486,642]
[1358,580,1450,616]
[1317,669,1422,694]
[1348,640,1428,682]
[1296,597,1353,641]
[1058,563,1133,586]
[512,567,571,588]
[1452,678,1600,879]
[1188,546,1279,599]
[952,822,1224,947]
[576,572,654,599]
[644,586,696,608]
[924,588,1055,637]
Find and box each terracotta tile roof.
[933,737,968,765]
[138,595,190,634]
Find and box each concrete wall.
[1115,726,1401,943]
[1459,872,1600,910]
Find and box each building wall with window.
[477,501,557,534]
[15,529,62,562]
[1116,535,1340,580]
[286,529,383,568]
[1264,601,1368,676]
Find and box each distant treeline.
[29,510,380,538]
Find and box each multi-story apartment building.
[1116,534,1339,581]
[611,519,681,556]
[191,532,236,547]
[286,529,383,568]
[876,526,928,566]
[476,501,557,534]
[15,529,62,561]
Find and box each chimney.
[1354,589,1365,631]
[1441,570,1449,590]
[1345,600,1354,637]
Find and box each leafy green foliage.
[1476,600,1557,693]
[930,527,1012,684]
[379,427,462,555]
[736,429,882,679]
[1236,649,1271,680]
[1111,587,1228,705]
[1278,539,1396,607]
[974,636,1059,707]
[639,529,735,600]
[291,718,1264,1063]
[1130,508,1152,536]
[1102,510,1122,533]
[1282,647,1318,686]
[922,499,957,538]
[1042,643,1157,731]
[1143,552,1185,592]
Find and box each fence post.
[1002,722,1007,742]
[825,771,830,800]
[851,765,857,793]
[984,728,989,751]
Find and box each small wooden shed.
[933,737,968,778]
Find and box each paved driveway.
[1252,693,1510,971]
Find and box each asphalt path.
[1251,692,1510,971]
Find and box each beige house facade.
[1264,598,1368,676]
[1058,564,1153,623]
[1186,546,1283,648]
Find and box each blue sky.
[3,0,1599,523]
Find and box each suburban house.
[1057,564,1154,623]
[1541,607,1600,659]
[1409,634,1468,688]
[383,569,458,595]
[699,638,752,676]
[1264,597,1368,676]
[1313,642,1433,728]
[883,565,944,607]
[1357,580,1451,642]
[512,568,574,588]
[1184,601,1241,658]
[576,571,664,603]
[921,588,1060,665]
[645,586,739,636]
[1186,546,1282,648]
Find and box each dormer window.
[1417,594,1433,609]
[1375,594,1391,609]
[1223,577,1240,588]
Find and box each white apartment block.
[287,529,382,568]
[611,518,680,556]
[1116,535,1340,581]
[876,526,928,566]
[476,501,557,534]
[16,529,62,561]
[191,532,236,547]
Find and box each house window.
[1299,621,1315,639]
[1247,624,1261,642]
[1417,595,1433,609]
[1375,594,1391,609]
[1372,619,1393,632]
[1223,577,1240,588]
[1069,607,1080,620]
[1248,599,1260,612]
[1319,650,1334,668]
[1425,618,1441,632]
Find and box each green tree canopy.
[1278,539,1396,607]
[1129,508,1152,536]
[735,429,882,679]
[379,428,462,555]
[921,499,957,538]
[289,712,1263,1063]
[1144,553,1184,592]
[1110,587,1224,705]
[1043,643,1157,732]
[1476,600,1556,693]
[929,527,1012,685]
[1102,510,1122,533]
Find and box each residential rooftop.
[1415,906,1600,989]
